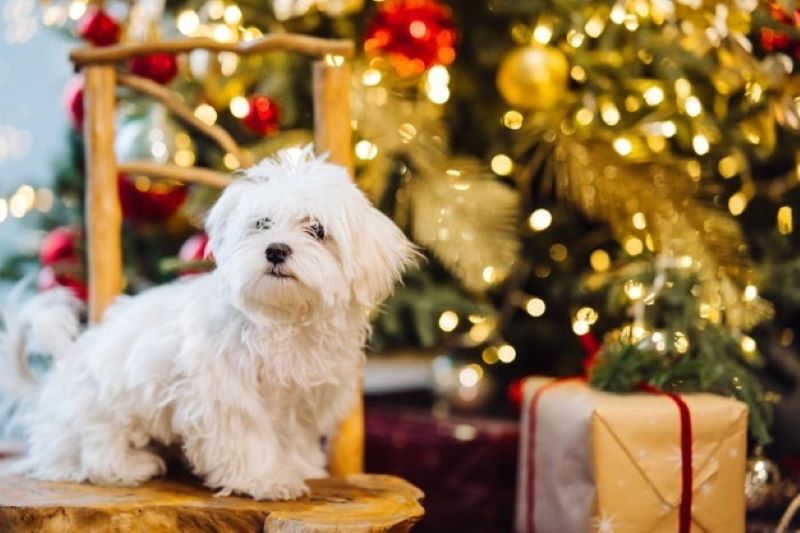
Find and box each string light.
[482,266,497,283]
[223,4,242,24]
[438,310,459,332]
[362,68,382,86]
[458,364,483,387]
[684,96,702,117]
[624,279,644,300]
[528,208,552,231]
[778,206,793,235]
[194,104,218,126]
[590,249,610,272]
[728,191,747,216]
[502,110,524,130]
[692,134,710,155]
[526,297,546,317]
[482,347,499,364]
[229,96,250,118]
[643,86,664,106]
[177,10,200,35]
[600,102,621,126]
[223,153,240,170]
[532,22,553,44]
[355,140,379,160]
[743,284,758,302]
[674,332,690,354]
[613,136,633,156]
[491,154,513,175]
[632,211,646,230]
[497,344,516,363]
[67,0,87,20]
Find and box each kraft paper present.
[515,378,747,533]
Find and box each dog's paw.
[251,480,310,501]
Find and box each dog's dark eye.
[255,217,272,230]
[310,222,325,240]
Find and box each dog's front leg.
[182,413,310,501]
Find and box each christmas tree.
[7,0,800,456]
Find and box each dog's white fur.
[1,147,415,500]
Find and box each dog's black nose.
[266,243,292,264]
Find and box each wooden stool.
[0,34,424,531]
[0,472,423,532]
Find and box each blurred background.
[5,0,800,529]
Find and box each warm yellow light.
[324,54,345,67]
[459,364,483,388]
[643,86,664,106]
[482,347,499,365]
[532,23,553,44]
[590,249,610,272]
[743,284,759,302]
[438,310,459,332]
[174,149,195,167]
[576,306,598,325]
[632,211,646,230]
[355,140,379,160]
[427,65,450,85]
[491,154,514,176]
[427,84,450,104]
[684,96,702,117]
[624,236,643,255]
[674,332,690,354]
[223,4,242,24]
[718,155,739,178]
[68,0,87,21]
[567,30,585,48]
[675,78,691,99]
[624,279,644,300]
[219,52,239,76]
[601,102,620,126]
[549,243,568,262]
[613,137,633,156]
[362,68,382,86]
[528,208,552,231]
[177,10,200,35]
[692,134,710,155]
[660,120,677,137]
[498,344,517,363]
[778,206,793,235]
[572,319,590,335]
[503,110,524,130]
[194,104,217,126]
[34,188,54,212]
[207,0,225,19]
[576,107,594,126]
[570,65,587,82]
[610,4,626,24]
[740,335,757,355]
[525,297,546,317]
[482,266,497,283]
[728,191,747,216]
[229,95,250,118]
[584,17,605,38]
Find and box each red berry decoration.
[63,76,84,130]
[37,266,88,302]
[40,226,81,267]
[364,0,457,76]
[761,1,795,53]
[118,173,188,222]
[129,53,179,85]
[77,8,120,47]
[242,95,281,136]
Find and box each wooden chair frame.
[69,35,362,477]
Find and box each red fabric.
[579,331,601,374]
[526,379,693,533]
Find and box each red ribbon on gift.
[525,374,693,533]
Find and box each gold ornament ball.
[496,45,569,111]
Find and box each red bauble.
[364,0,457,75]
[242,95,281,136]
[129,53,179,85]
[77,8,120,47]
[37,266,88,302]
[178,233,213,276]
[40,226,81,267]
[118,173,188,222]
[63,76,84,130]
[761,2,795,53]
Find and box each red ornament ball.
[761,2,796,53]
[242,95,281,136]
[178,233,213,276]
[77,8,120,47]
[118,173,188,222]
[63,76,84,130]
[129,53,179,85]
[37,266,88,302]
[364,0,457,76]
[40,226,81,267]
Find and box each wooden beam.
[313,59,361,477]
[117,74,251,168]
[70,35,355,67]
[118,162,233,188]
[83,66,122,323]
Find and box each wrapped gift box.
[516,378,747,533]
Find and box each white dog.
[0,146,415,500]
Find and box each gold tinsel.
[554,136,772,330]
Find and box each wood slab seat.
[0,473,424,532]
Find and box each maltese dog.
[0,146,415,500]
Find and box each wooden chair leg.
[83,65,123,324]
[312,59,362,477]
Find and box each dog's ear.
[205,179,251,258]
[345,197,418,308]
